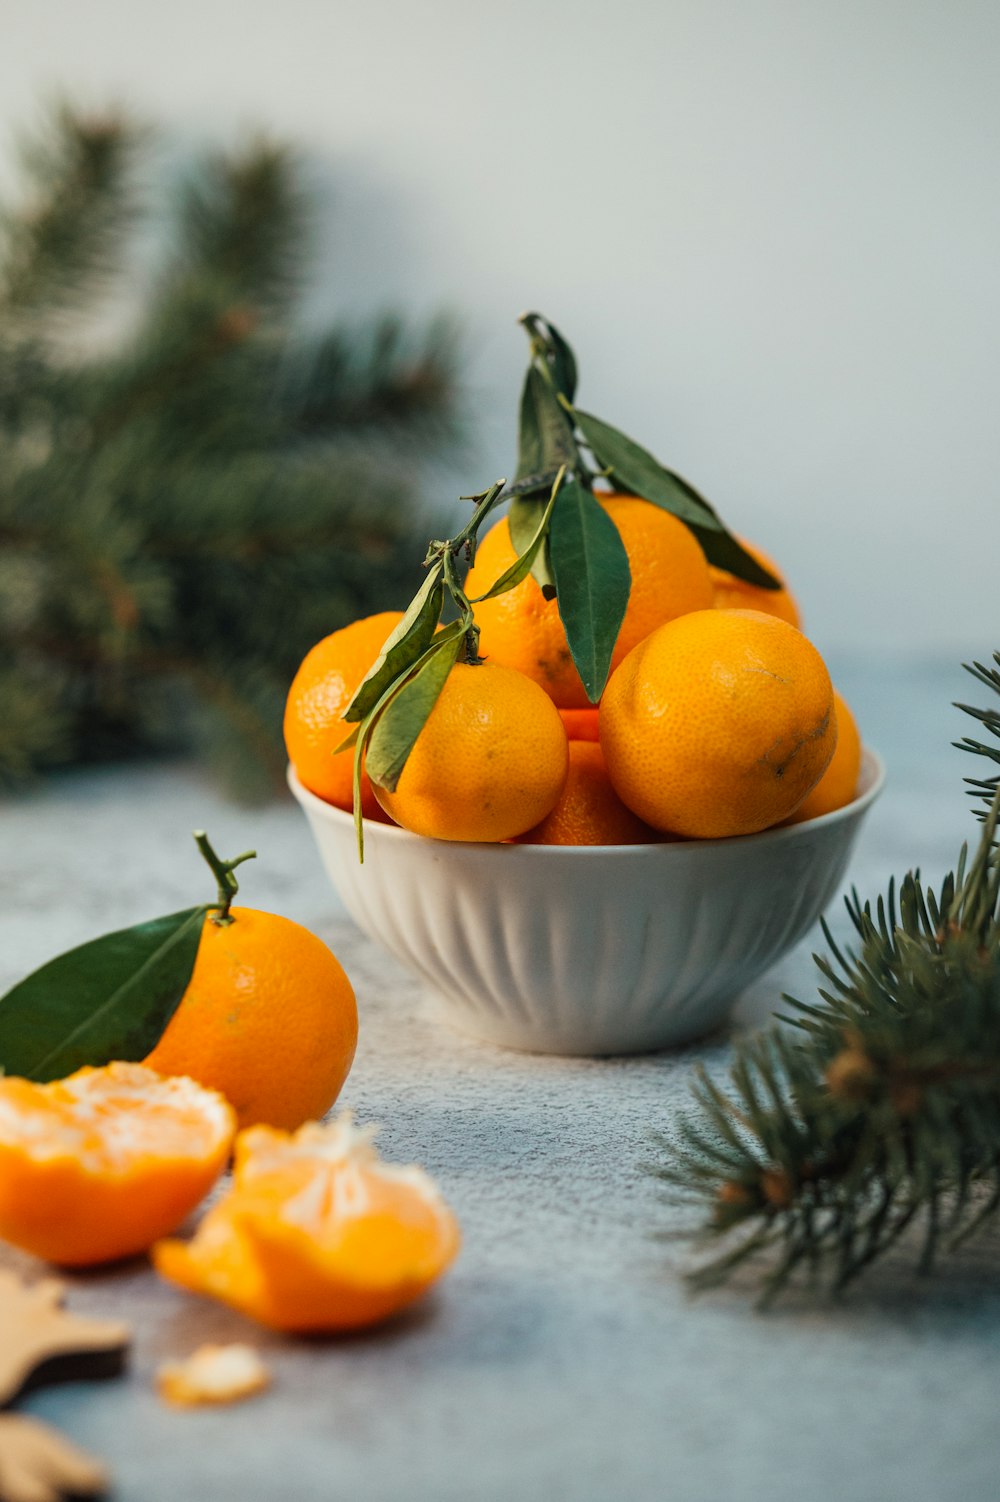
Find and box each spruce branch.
[658,659,1000,1304]
[0,100,461,794]
[0,104,141,323]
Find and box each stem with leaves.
[337,469,565,859]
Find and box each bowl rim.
[287,746,886,859]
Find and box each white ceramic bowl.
[289,751,884,1056]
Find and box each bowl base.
[420,985,738,1058]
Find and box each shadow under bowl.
[289,750,885,1057]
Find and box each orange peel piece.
[156,1344,270,1407]
[0,1063,235,1266]
[153,1113,461,1332]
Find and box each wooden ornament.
[0,1272,130,1408]
[0,1414,108,1502]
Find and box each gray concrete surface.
[1,656,998,1502]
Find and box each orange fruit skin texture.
[515,740,658,846]
[465,495,714,709]
[284,611,403,821]
[600,609,836,839]
[0,1063,234,1266]
[787,690,862,823]
[145,908,357,1133]
[559,707,601,742]
[710,537,802,628]
[154,1116,461,1333]
[375,662,569,842]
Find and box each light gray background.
[2,0,998,656]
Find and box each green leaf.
[549,479,631,701]
[366,629,465,793]
[343,564,445,722]
[508,496,556,596]
[515,366,577,488]
[573,408,780,589]
[520,311,578,402]
[473,473,562,603]
[0,907,206,1082]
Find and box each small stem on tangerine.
[193,830,257,926]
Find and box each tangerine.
[600,609,836,838]
[710,538,801,628]
[0,1063,234,1266]
[284,611,403,820]
[787,690,862,823]
[145,908,357,1132]
[465,495,714,708]
[374,661,568,842]
[154,1114,460,1333]
[515,740,657,846]
[559,708,601,742]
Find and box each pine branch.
[658,659,1000,1303]
[0,105,141,324]
[0,100,462,794]
[955,653,1000,815]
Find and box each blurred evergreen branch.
[655,659,1000,1304]
[0,103,462,797]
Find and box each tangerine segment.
[0,1064,235,1266]
[284,611,403,820]
[154,1116,460,1333]
[709,537,801,628]
[787,690,862,823]
[145,908,358,1134]
[600,609,836,839]
[466,496,714,708]
[515,741,658,846]
[375,662,569,842]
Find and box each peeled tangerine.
[154,1114,460,1333]
[0,1064,235,1266]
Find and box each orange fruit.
[0,1063,234,1266]
[154,1114,460,1333]
[374,661,569,842]
[600,609,836,839]
[284,611,403,821]
[515,740,658,846]
[559,708,601,742]
[145,909,357,1132]
[710,538,801,628]
[465,495,714,708]
[787,690,862,823]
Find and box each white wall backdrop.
[3,0,998,656]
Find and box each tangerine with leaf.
[465,495,714,709]
[145,835,358,1130]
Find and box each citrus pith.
[0,1063,234,1266]
[153,1114,460,1333]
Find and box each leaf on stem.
[0,908,206,1082]
[515,366,577,489]
[573,408,779,589]
[472,469,564,603]
[342,563,445,723]
[519,311,578,403]
[365,628,465,793]
[548,478,631,701]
